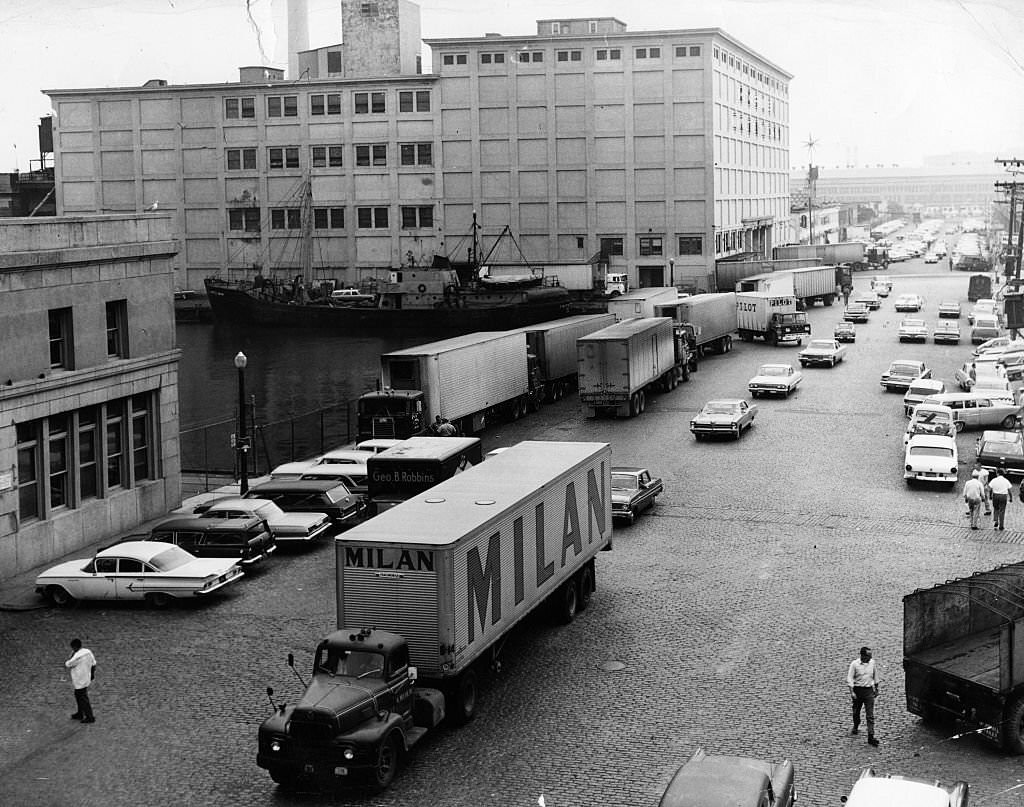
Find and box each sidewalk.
[0,476,268,612]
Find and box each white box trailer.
[577,317,682,417]
[674,293,738,354]
[735,292,811,345]
[377,331,531,434]
[773,242,865,265]
[335,440,612,686]
[735,270,796,297]
[508,313,616,400]
[790,265,839,308]
[607,287,680,321]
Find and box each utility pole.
[804,135,819,246]
[996,159,1024,283]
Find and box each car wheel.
[368,733,402,792]
[47,586,76,608]
[1003,415,1018,429]
[800,361,807,367]
[146,592,174,609]
[954,421,965,433]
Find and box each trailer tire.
[637,391,646,413]
[1003,697,1024,753]
[578,564,594,611]
[682,364,691,382]
[556,578,579,624]
[368,733,402,791]
[629,393,640,417]
[824,294,835,306]
[446,669,478,726]
[722,335,733,353]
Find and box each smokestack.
[288,0,310,80]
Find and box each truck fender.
[341,710,410,749]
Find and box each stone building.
[0,214,180,579]
[44,2,791,294]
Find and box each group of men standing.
[964,464,1015,530]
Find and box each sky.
[1,0,1022,173]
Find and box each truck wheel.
[269,767,300,791]
[628,393,639,417]
[577,564,594,611]
[722,335,733,353]
[637,391,646,413]
[446,669,478,725]
[368,733,402,792]
[1003,697,1024,753]
[556,578,579,624]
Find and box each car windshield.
[891,364,922,375]
[611,473,640,490]
[147,545,194,571]
[902,320,925,327]
[758,366,789,376]
[807,340,833,349]
[703,402,739,415]
[909,446,954,458]
[984,440,1022,455]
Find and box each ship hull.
[204,278,572,331]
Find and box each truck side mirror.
[408,666,418,681]
[287,653,295,668]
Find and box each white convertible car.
[35,541,244,608]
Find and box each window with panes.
[226,148,257,170]
[48,413,70,509]
[105,300,128,358]
[599,237,624,256]
[357,207,389,228]
[228,209,261,232]
[400,143,432,166]
[16,421,41,521]
[310,93,342,116]
[270,209,302,230]
[354,92,386,114]
[78,407,99,501]
[311,145,344,168]
[268,147,300,169]
[106,399,126,489]
[267,95,298,117]
[48,307,73,369]
[401,206,434,229]
[313,208,345,229]
[678,236,703,255]
[355,144,387,167]
[224,97,255,119]
[131,393,153,482]
[639,236,663,256]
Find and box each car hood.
[749,375,789,385]
[800,347,834,356]
[610,489,637,505]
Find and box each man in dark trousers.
[65,638,97,724]
[847,646,879,746]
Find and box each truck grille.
[372,419,396,438]
[287,717,334,745]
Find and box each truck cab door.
[386,646,415,716]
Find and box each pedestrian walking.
[988,467,1013,530]
[975,463,992,515]
[964,472,985,529]
[65,638,97,724]
[842,285,852,306]
[847,646,880,746]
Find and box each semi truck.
[607,287,680,321]
[365,436,483,516]
[356,331,536,440]
[509,313,616,402]
[737,266,837,308]
[256,441,613,791]
[735,292,810,345]
[577,317,686,417]
[666,292,738,357]
[903,561,1024,753]
[773,241,866,269]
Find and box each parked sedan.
[894,294,924,312]
[937,300,961,318]
[35,541,244,608]
[270,461,368,495]
[833,322,856,342]
[658,747,794,807]
[690,399,757,440]
[610,467,663,524]
[976,430,1024,478]
[843,303,870,323]
[195,497,335,542]
[897,318,928,342]
[246,480,367,525]
[904,433,958,486]
[843,767,967,807]
[880,359,931,392]
[798,338,847,367]
[748,364,802,398]
[854,291,882,310]
[933,321,961,344]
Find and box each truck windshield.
[318,649,385,679]
[359,398,413,416]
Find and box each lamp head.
[234,351,248,369]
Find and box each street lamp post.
[668,258,675,289]
[234,351,249,495]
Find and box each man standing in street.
[975,463,992,515]
[847,646,880,746]
[65,638,97,724]
[988,467,1013,530]
[964,471,985,529]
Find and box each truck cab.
[257,628,445,792]
[356,389,425,440]
[604,272,629,296]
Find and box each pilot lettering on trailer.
[464,463,608,643]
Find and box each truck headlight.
[343,748,355,760]
[270,740,283,752]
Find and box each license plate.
[334,766,348,776]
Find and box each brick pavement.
[4,271,1024,806]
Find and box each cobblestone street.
[4,270,1024,806]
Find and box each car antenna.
[287,652,308,688]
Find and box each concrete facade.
[44,4,790,294]
[0,214,181,579]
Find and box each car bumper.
[904,469,957,482]
[195,566,245,594]
[933,334,960,343]
[799,356,836,365]
[690,423,740,435]
[240,545,277,566]
[880,381,913,391]
[899,333,928,341]
[749,385,790,395]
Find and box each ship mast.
[300,175,313,280]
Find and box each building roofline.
[424,26,792,78]
[534,17,628,25]
[43,74,439,97]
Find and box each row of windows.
[599,235,704,257]
[228,205,435,233]
[224,90,431,120]
[443,44,702,67]
[712,46,786,96]
[16,393,155,522]
[47,301,128,371]
[225,143,433,171]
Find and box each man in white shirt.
[65,638,97,724]
[846,646,879,746]
[964,473,985,529]
[988,467,1014,531]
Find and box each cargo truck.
[903,561,1024,753]
[356,331,536,440]
[735,292,810,345]
[670,293,738,356]
[578,317,686,417]
[737,266,836,308]
[607,287,680,321]
[256,441,612,791]
[509,313,616,402]
[773,241,866,268]
[365,436,483,516]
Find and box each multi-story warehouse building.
[44,1,790,294]
[0,214,181,579]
